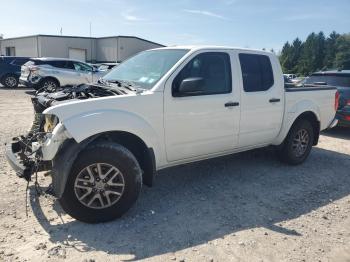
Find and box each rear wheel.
[59,142,142,223]
[40,78,59,91]
[278,119,314,165]
[2,74,19,88]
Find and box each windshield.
[302,74,350,88]
[103,49,189,89]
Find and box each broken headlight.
[43,114,59,133]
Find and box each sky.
[1,0,349,52]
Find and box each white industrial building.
[0,34,164,63]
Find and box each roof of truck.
[152,45,274,54]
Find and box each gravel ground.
[0,88,349,262]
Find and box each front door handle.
[225,102,239,107]
[269,98,281,103]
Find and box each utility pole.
[0,34,3,56]
[90,22,93,63]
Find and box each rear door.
[45,60,79,86]
[238,53,284,147]
[164,50,241,162]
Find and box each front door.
[164,51,240,162]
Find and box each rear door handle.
[225,102,239,107]
[269,98,281,103]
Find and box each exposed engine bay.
[31,83,126,113]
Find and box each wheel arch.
[290,111,320,145]
[40,76,61,87]
[52,131,156,198]
[90,131,156,187]
[277,111,320,146]
[1,73,19,86]
[1,72,18,80]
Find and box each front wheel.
[59,142,142,223]
[278,119,314,165]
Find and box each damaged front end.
[6,83,121,182]
[5,134,48,181]
[5,118,69,182]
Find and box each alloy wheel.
[74,163,125,209]
[292,129,310,158]
[4,76,17,87]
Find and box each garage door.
[69,48,86,61]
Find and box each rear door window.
[239,53,274,92]
[48,61,68,68]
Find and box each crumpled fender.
[44,107,160,155]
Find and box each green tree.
[280,42,293,73]
[334,34,350,70]
[297,32,318,75]
[314,31,326,70]
[290,38,303,73]
[324,31,340,69]
[279,31,350,75]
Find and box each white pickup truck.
[6,46,338,223]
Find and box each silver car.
[20,57,105,90]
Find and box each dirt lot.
[0,88,349,262]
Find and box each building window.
[5,47,16,56]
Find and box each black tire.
[278,119,314,165]
[2,74,19,88]
[40,78,59,91]
[59,142,142,223]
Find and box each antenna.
[90,21,93,82]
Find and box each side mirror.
[178,77,204,95]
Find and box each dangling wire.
[34,163,42,196]
[25,179,30,218]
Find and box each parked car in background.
[284,74,297,80]
[284,73,303,84]
[20,58,105,90]
[0,56,32,88]
[6,46,338,223]
[300,70,350,127]
[97,63,119,71]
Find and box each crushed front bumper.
[5,137,36,181]
[5,136,51,181]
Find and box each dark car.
[301,70,350,127]
[0,56,32,88]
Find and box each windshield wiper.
[105,79,146,93]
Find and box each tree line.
[279,31,350,76]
